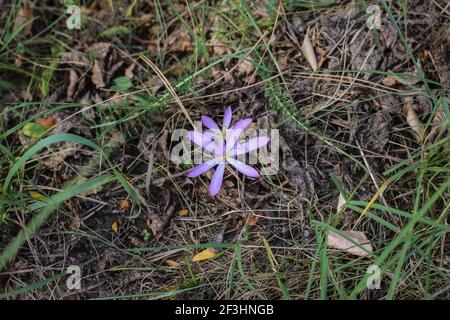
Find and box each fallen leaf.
[111,221,119,233]
[403,100,425,142]
[22,122,46,138]
[381,75,397,87]
[119,199,129,209]
[246,214,261,226]
[36,117,55,129]
[165,259,180,267]
[148,205,175,240]
[192,248,219,262]
[337,193,346,213]
[302,32,318,72]
[327,230,373,257]
[91,60,105,89]
[178,209,189,217]
[29,191,47,201]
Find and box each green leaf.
[110,76,132,91]
[99,26,130,38]
[22,122,47,138]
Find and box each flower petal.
[202,115,219,130]
[187,130,215,152]
[225,127,243,152]
[235,136,270,155]
[209,161,225,196]
[223,106,232,128]
[231,118,252,131]
[227,157,259,177]
[187,158,219,177]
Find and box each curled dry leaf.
[337,193,346,213]
[403,100,426,143]
[301,32,318,72]
[327,230,373,257]
[165,259,180,267]
[111,221,119,233]
[119,199,129,209]
[92,60,105,89]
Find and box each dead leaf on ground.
[337,193,346,213]
[382,75,397,87]
[246,214,261,226]
[119,199,130,209]
[165,259,181,267]
[37,116,55,129]
[92,60,105,89]
[403,99,426,143]
[327,230,373,257]
[302,32,318,72]
[192,248,219,262]
[178,209,189,217]
[147,205,175,240]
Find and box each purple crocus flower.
[187,106,270,196]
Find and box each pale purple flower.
[187,106,270,196]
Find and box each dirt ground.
[0,0,449,299]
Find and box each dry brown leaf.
[67,69,79,100]
[192,248,218,262]
[111,220,119,233]
[403,100,425,142]
[178,209,189,217]
[165,259,181,267]
[302,33,318,72]
[36,117,55,129]
[382,75,397,87]
[119,199,129,209]
[246,214,261,226]
[147,205,175,240]
[327,230,373,257]
[337,193,346,213]
[92,60,105,89]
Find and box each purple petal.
[209,161,225,196]
[235,136,270,155]
[231,118,252,131]
[225,128,243,152]
[202,115,219,130]
[187,158,219,177]
[227,157,259,177]
[187,131,215,152]
[223,106,232,128]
